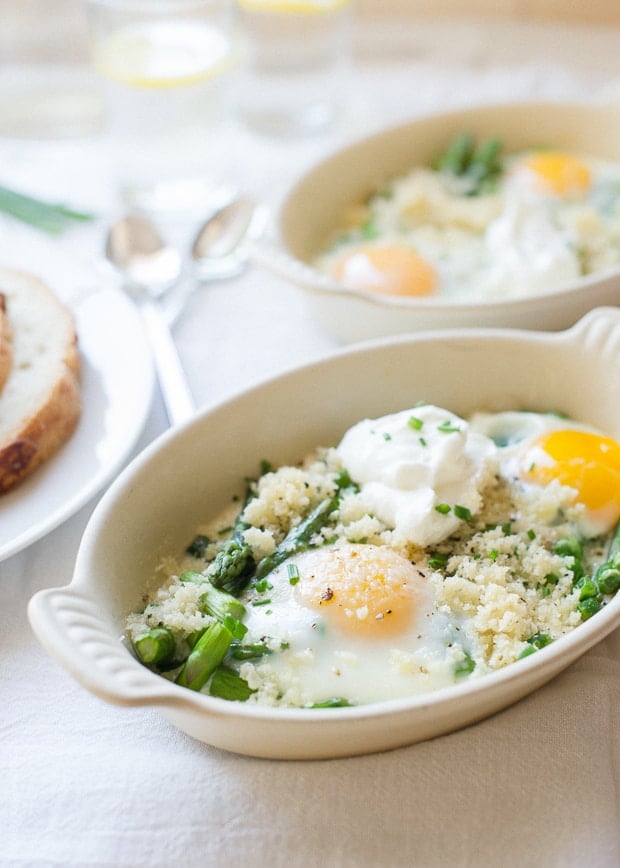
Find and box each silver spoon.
[191,196,260,281]
[161,197,261,325]
[104,199,261,427]
[105,214,194,427]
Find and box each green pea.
[554,536,583,559]
[528,632,552,649]
[578,580,600,601]
[578,597,602,620]
[596,567,620,595]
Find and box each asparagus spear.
[207,538,255,594]
[134,627,176,665]
[254,495,340,580]
[175,621,233,691]
[229,640,275,660]
[202,473,263,592]
[434,132,475,175]
[253,467,358,580]
[433,133,504,194]
[466,137,503,190]
[199,578,246,622]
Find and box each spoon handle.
[139,298,194,426]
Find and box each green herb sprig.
[0,184,95,235]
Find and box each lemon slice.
[237,0,352,13]
[93,20,234,89]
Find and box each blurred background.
[3,0,620,65]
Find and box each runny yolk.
[519,151,592,197]
[333,243,438,297]
[296,544,427,638]
[521,429,620,531]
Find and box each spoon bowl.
[104,198,263,427]
[104,214,194,427]
[191,197,262,281]
[105,215,182,297]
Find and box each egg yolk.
[333,244,438,297]
[518,151,592,197]
[296,544,427,638]
[521,430,620,531]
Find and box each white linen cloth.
[2,16,620,867]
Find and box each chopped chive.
[488,549,499,561]
[309,697,353,708]
[527,529,536,540]
[454,652,475,678]
[230,641,273,660]
[383,432,392,441]
[334,467,357,491]
[288,563,300,585]
[186,534,211,558]
[419,437,427,447]
[361,218,379,240]
[251,598,272,607]
[408,416,424,431]
[454,504,472,522]
[501,522,512,535]
[435,503,451,515]
[260,459,273,475]
[438,420,461,433]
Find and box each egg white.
[336,405,498,547]
[468,410,614,537]
[240,545,470,707]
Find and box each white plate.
[0,285,154,561]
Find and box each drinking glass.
[86,0,241,213]
[235,0,355,136]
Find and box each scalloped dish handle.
[559,305,620,348]
[250,238,347,297]
[27,586,185,710]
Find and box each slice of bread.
[0,268,81,494]
[0,293,12,394]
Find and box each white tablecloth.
[2,17,620,868]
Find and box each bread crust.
[0,293,12,394]
[0,268,81,494]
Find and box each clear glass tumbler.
[235,0,355,137]
[86,0,241,214]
